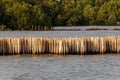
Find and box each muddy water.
[0,55,120,80]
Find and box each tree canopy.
[0,0,120,30]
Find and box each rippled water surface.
[0,30,120,38]
[0,55,120,80]
[0,27,120,80]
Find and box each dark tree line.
[0,0,120,30]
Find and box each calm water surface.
[0,30,120,38]
[0,55,120,80]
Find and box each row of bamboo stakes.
[0,37,120,55]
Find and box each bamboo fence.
[0,37,119,55]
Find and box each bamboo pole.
[116,37,120,53]
[91,37,100,54]
[80,38,86,55]
[100,37,106,54]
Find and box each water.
[53,26,120,30]
[0,55,120,80]
[0,30,120,38]
[0,26,120,38]
[0,27,120,80]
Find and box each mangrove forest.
[0,0,120,30]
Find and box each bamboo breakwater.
[0,37,120,55]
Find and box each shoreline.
[0,27,120,31]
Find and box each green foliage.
[83,4,96,25]
[0,0,119,30]
[96,0,119,25]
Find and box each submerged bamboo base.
[0,37,119,55]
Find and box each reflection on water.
[0,54,120,80]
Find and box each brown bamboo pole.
[76,38,80,55]
[64,38,69,55]
[32,37,37,54]
[117,37,120,53]
[86,37,91,54]
[100,37,106,54]
[7,38,12,54]
[79,38,86,55]
[91,37,100,54]
[10,38,20,55]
